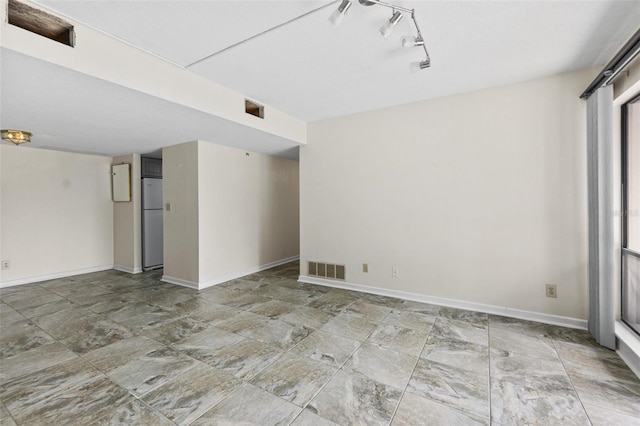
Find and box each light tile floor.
[1,262,639,425]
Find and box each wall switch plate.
[363,263,368,273]
[392,266,400,278]
[546,284,557,298]
[165,203,171,212]
[1,260,9,270]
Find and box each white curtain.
[587,85,616,349]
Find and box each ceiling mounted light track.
[329,0,431,72]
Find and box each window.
[621,93,640,336]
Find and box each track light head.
[329,0,352,28]
[380,10,402,38]
[401,35,424,48]
[410,59,431,73]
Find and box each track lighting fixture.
[329,0,431,71]
[329,0,352,28]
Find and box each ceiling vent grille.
[8,0,75,47]
[245,99,264,119]
[308,261,346,281]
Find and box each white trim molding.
[299,275,588,330]
[0,264,115,288]
[163,255,300,291]
[615,321,640,379]
[113,264,142,274]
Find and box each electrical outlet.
[363,263,368,273]
[1,260,10,270]
[546,284,557,298]
[392,266,400,278]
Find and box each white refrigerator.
[142,178,163,270]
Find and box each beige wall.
[112,153,142,273]
[198,142,300,285]
[302,68,597,320]
[0,145,113,285]
[162,142,200,284]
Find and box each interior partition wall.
[622,94,640,336]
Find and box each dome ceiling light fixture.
[1,129,32,146]
[329,0,431,72]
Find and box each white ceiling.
[3,0,640,157]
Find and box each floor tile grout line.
[549,335,595,426]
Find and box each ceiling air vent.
[308,261,346,281]
[8,0,75,47]
[245,99,264,119]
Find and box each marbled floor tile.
[17,298,76,319]
[391,391,489,426]
[546,325,598,347]
[0,342,77,382]
[182,334,283,380]
[1,358,132,426]
[111,309,183,333]
[0,283,41,297]
[280,306,335,329]
[407,359,489,419]
[488,315,550,338]
[383,310,436,333]
[197,286,244,304]
[421,337,489,376]
[291,408,338,426]
[57,314,135,354]
[0,304,24,328]
[190,383,301,426]
[249,299,298,319]
[438,307,489,326]
[367,323,429,356]
[307,369,402,426]
[87,295,135,315]
[267,287,324,305]
[431,317,488,346]
[34,307,98,337]
[105,301,171,322]
[1,287,59,309]
[291,330,360,367]
[91,399,174,426]
[251,352,337,407]
[306,292,356,314]
[491,374,590,426]
[490,349,566,381]
[553,339,629,373]
[107,347,198,397]
[320,313,377,341]
[215,311,271,337]
[0,402,16,426]
[344,342,418,389]
[358,293,405,308]
[344,301,392,322]
[563,361,640,418]
[250,319,315,350]
[172,298,240,324]
[81,336,166,373]
[489,326,559,361]
[0,319,54,358]
[221,278,267,292]
[144,290,196,309]
[47,282,113,298]
[172,326,245,361]
[583,402,640,426]
[395,300,441,316]
[141,316,208,345]
[142,363,241,425]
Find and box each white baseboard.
[113,264,142,274]
[298,275,588,330]
[161,275,199,290]
[162,255,300,291]
[0,264,115,288]
[615,321,640,379]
